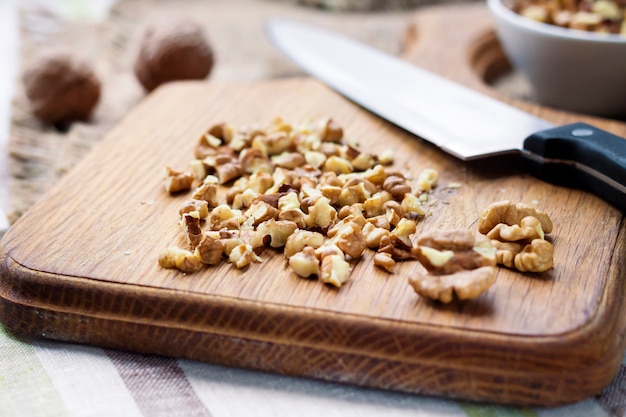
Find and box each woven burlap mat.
[9,0,517,225]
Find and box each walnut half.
[478,200,555,273]
[410,229,497,303]
[409,266,496,304]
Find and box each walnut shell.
[22,50,101,124]
[134,19,214,92]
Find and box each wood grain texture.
[1,9,625,404]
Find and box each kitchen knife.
[266,20,626,211]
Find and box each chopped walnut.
[383,172,411,200]
[195,233,224,265]
[289,246,320,278]
[208,204,244,230]
[238,148,272,175]
[179,199,209,218]
[314,242,344,260]
[245,201,279,226]
[337,182,372,207]
[363,191,393,218]
[158,246,203,273]
[271,152,306,169]
[511,0,625,34]
[284,229,325,258]
[360,164,386,185]
[351,152,376,171]
[159,117,456,291]
[379,234,416,260]
[189,159,210,181]
[330,221,366,259]
[180,212,203,248]
[221,235,246,256]
[367,215,391,231]
[320,253,351,287]
[215,161,244,184]
[319,118,343,143]
[232,188,260,210]
[247,171,274,194]
[401,193,426,218]
[252,132,290,156]
[164,166,194,194]
[229,243,262,268]
[305,197,337,229]
[374,252,395,273]
[384,200,404,227]
[319,185,342,205]
[252,219,298,248]
[323,155,352,175]
[416,168,439,193]
[378,149,394,165]
[195,129,222,159]
[192,182,219,207]
[391,218,417,247]
[362,222,390,249]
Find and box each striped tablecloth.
[1,326,624,417]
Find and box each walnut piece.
[192,182,219,207]
[195,234,224,265]
[252,219,298,248]
[373,252,395,273]
[410,229,496,303]
[289,246,321,278]
[383,172,411,199]
[229,243,262,269]
[492,239,554,272]
[487,216,545,241]
[164,166,194,194]
[158,246,203,273]
[511,0,625,34]
[514,239,554,272]
[320,254,351,287]
[415,229,496,274]
[478,200,553,235]
[179,199,209,218]
[416,168,439,193]
[478,201,555,273]
[408,266,496,304]
[180,212,203,248]
[284,230,325,258]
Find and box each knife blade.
[266,19,626,211]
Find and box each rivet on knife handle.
[523,123,626,211]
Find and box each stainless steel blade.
[266,19,553,160]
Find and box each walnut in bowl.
[487,0,626,118]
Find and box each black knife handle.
[522,123,626,211]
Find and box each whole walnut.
[22,50,101,124]
[134,19,214,92]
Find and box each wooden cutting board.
[1,4,626,407]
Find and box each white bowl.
[487,0,626,119]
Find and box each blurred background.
[2,0,458,231]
